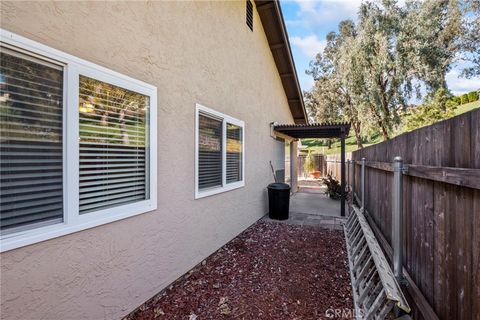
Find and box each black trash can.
[267,183,290,220]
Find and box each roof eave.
[255,0,308,124]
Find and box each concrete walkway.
[263,180,345,230]
[290,191,340,217]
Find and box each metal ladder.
[344,206,410,319]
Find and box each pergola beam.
[273,122,351,217]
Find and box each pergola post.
[290,140,298,193]
[340,132,346,217]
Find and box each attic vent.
[246,0,253,31]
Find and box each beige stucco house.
[0,1,306,319]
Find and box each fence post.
[392,156,404,286]
[346,160,350,188]
[361,157,366,212]
[351,160,355,202]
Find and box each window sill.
[195,181,245,199]
[0,200,156,253]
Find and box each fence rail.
[349,108,480,320]
[359,160,480,189]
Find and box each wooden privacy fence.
[326,153,351,180]
[297,153,326,178]
[349,109,480,320]
[297,153,352,180]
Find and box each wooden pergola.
[274,122,351,216]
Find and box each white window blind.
[226,123,242,183]
[198,113,223,190]
[79,76,149,214]
[0,49,64,234]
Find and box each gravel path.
[126,221,353,320]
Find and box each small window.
[195,104,244,199]
[0,29,157,252]
[246,0,253,31]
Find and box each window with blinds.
[0,30,157,251]
[0,49,64,234]
[226,123,242,183]
[79,76,149,214]
[196,105,244,198]
[198,113,223,190]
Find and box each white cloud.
[290,35,326,59]
[295,0,317,13]
[446,69,480,95]
[301,76,315,91]
[287,0,364,28]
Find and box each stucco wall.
[0,1,294,319]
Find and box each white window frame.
[0,29,158,252]
[195,104,245,199]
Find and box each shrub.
[402,97,455,132]
[468,91,479,103]
[446,92,459,109]
[446,99,458,110]
[449,96,461,105]
[460,93,469,105]
[321,174,342,200]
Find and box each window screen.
[79,76,149,214]
[0,49,64,233]
[226,123,242,183]
[198,113,223,190]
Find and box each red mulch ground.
[126,221,353,320]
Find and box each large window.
[195,104,244,199]
[0,49,64,234]
[0,29,157,252]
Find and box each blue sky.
[281,0,480,97]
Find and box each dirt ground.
[126,221,353,320]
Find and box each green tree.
[304,0,475,145]
[460,0,480,78]
[404,0,464,105]
[345,0,414,140]
[306,21,366,148]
